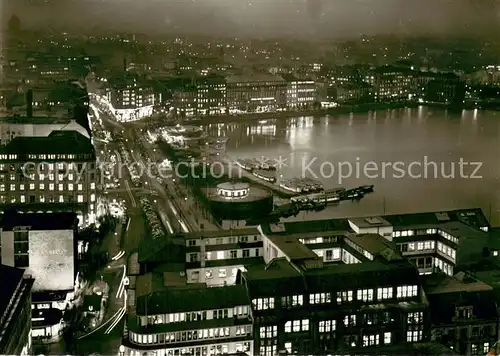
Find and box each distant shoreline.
[188,102,480,124]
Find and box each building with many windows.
[105,73,155,122]
[240,223,430,355]
[424,272,499,356]
[196,75,227,116]
[124,283,254,356]
[281,75,316,110]
[225,74,287,114]
[125,207,493,356]
[0,212,78,340]
[0,264,34,355]
[0,129,97,225]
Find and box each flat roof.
[1,211,78,231]
[348,216,392,229]
[424,272,493,295]
[136,284,250,315]
[225,74,285,84]
[384,208,489,229]
[183,227,260,240]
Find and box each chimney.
[26,89,33,118]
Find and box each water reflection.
[202,109,500,224]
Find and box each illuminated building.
[172,85,197,117]
[128,207,494,355]
[281,74,316,109]
[0,264,34,355]
[196,75,227,116]
[369,66,413,103]
[123,284,254,356]
[328,83,373,104]
[0,130,98,226]
[106,74,155,122]
[0,211,78,340]
[225,74,287,114]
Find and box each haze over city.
[3,0,500,39]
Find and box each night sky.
[2,0,500,38]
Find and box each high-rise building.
[0,129,97,225]
[0,211,78,339]
[0,264,34,356]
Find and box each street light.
[119,345,125,356]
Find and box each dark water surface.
[204,107,500,225]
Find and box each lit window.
[68,174,73,181]
[49,174,54,181]
[384,332,391,344]
[39,196,45,203]
[78,184,83,191]
[29,183,35,190]
[49,183,54,191]
[90,182,96,189]
[10,184,15,191]
[58,174,63,181]
[20,195,25,203]
[68,183,73,191]
[90,194,95,202]
[39,183,45,190]
[0,184,4,191]
[218,269,226,278]
[77,195,83,203]
[59,195,64,203]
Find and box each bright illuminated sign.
[28,229,75,292]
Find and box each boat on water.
[290,188,345,204]
[253,169,277,183]
[279,177,323,193]
[236,158,277,172]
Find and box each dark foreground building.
[0,264,34,355]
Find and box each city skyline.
[3,0,500,39]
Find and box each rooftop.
[225,74,285,84]
[384,208,489,229]
[1,211,78,231]
[348,216,392,229]
[0,264,25,324]
[423,272,493,295]
[346,233,402,259]
[0,130,94,155]
[243,257,418,296]
[135,284,250,315]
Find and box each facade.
[184,228,263,287]
[368,66,413,103]
[126,207,493,356]
[225,74,287,114]
[172,85,197,117]
[0,212,78,339]
[425,74,466,105]
[243,224,429,355]
[281,75,316,109]
[329,83,373,105]
[106,74,155,122]
[196,75,227,116]
[124,284,254,356]
[425,272,499,356]
[0,129,97,225]
[0,264,34,356]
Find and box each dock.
[219,155,296,198]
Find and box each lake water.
[204,107,500,225]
